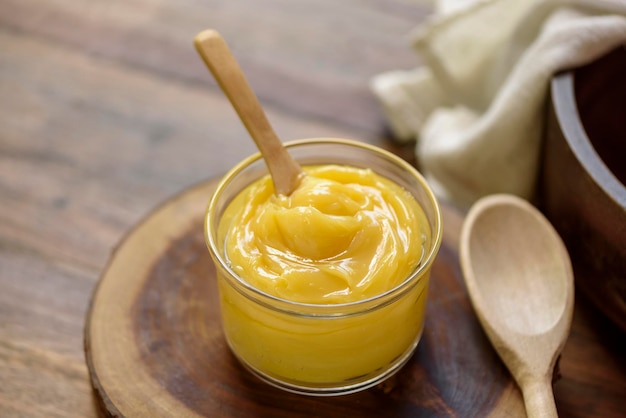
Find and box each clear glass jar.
[205,138,442,395]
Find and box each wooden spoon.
[460,194,574,418]
[194,29,302,196]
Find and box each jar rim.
[205,138,443,312]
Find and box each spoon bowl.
[460,194,574,418]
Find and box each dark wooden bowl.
[540,46,626,332]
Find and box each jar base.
[228,331,423,396]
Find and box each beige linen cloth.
[371,0,626,207]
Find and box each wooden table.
[1,0,624,416]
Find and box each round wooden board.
[85,179,526,417]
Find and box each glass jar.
[205,138,442,395]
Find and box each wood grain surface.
[1,0,626,417]
[86,178,526,417]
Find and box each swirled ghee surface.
[219,165,429,304]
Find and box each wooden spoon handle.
[521,377,558,418]
[194,29,302,195]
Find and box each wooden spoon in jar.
[460,194,574,418]
[194,29,302,196]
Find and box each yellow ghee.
[215,164,432,387]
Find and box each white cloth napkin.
[371,0,626,207]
